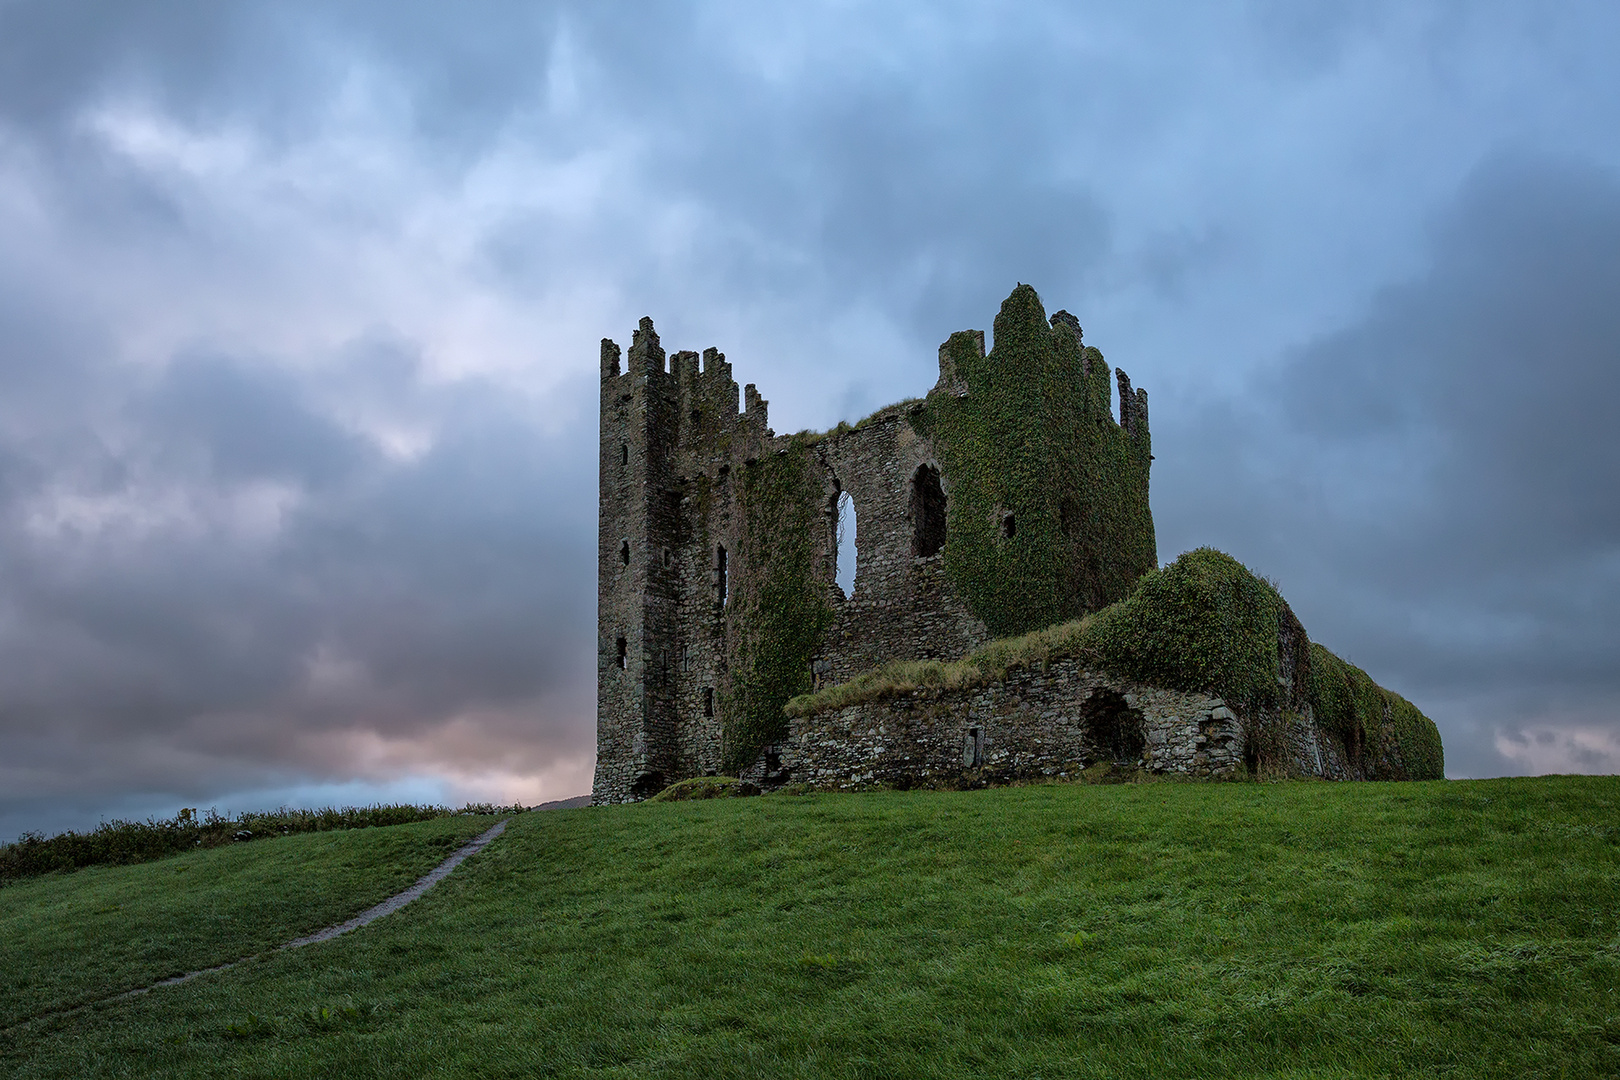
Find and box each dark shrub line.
[0,803,523,885]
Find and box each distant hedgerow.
[0,802,522,885]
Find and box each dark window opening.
[702,686,714,717]
[690,409,702,426]
[716,545,728,606]
[631,771,665,799]
[620,443,628,467]
[619,539,630,565]
[662,547,671,568]
[681,645,691,672]
[615,637,627,670]
[911,465,947,557]
[717,463,730,480]
[1082,689,1146,765]
[1000,512,1017,540]
[963,726,984,768]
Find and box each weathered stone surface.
[762,660,1246,789]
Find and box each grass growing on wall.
[920,284,1156,637]
[720,437,834,772]
[6,779,1617,1077]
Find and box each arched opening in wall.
[911,465,946,557]
[1081,689,1145,765]
[836,490,858,596]
[716,545,728,607]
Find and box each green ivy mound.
[1085,547,1289,713]
[788,548,1444,781]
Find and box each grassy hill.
[5,777,1619,1078]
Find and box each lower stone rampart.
[756,657,1366,790]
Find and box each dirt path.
[5,817,509,1030]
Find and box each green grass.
[5,778,1620,1078]
[2,803,518,883]
[0,814,496,1029]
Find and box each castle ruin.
[596,285,1161,803]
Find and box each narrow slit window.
[615,637,627,670]
[620,539,630,565]
[1000,512,1017,540]
[716,545,728,606]
[620,443,628,467]
[835,490,858,595]
[702,686,714,717]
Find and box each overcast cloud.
[2,1,1618,837]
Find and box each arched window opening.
[1082,689,1145,765]
[1001,512,1017,540]
[716,545,729,607]
[619,539,630,565]
[615,637,627,670]
[911,465,947,557]
[836,490,858,595]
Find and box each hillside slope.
[5,778,1618,1078]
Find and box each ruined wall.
[762,659,1377,793]
[808,406,990,687]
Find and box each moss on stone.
[720,437,835,772]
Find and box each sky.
[2,1,1618,838]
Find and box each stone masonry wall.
[766,657,1363,791]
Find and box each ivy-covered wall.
[785,547,1446,783]
[718,438,834,772]
[919,284,1157,637]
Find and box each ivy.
[1309,643,1445,781]
[923,284,1156,637]
[719,436,834,772]
[1086,548,1287,714]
